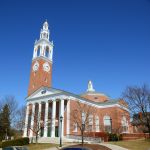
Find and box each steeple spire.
[40,20,50,40]
[87,80,95,92]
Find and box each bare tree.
[2,96,18,127]
[122,84,150,137]
[28,113,43,143]
[15,105,26,133]
[0,98,2,112]
[70,101,96,146]
[25,110,51,143]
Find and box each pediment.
[26,87,62,100]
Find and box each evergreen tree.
[0,111,3,140]
[0,104,11,140]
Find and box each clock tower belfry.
[28,21,54,96]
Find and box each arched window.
[88,115,93,131]
[104,115,112,133]
[45,47,50,58]
[43,33,47,38]
[121,116,128,133]
[37,46,40,57]
[95,116,99,132]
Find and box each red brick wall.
[81,94,108,103]
[68,100,130,136]
[28,58,52,96]
[121,133,149,140]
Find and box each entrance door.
[40,128,44,137]
[55,126,59,137]
[48,127,51,137]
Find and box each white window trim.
[95,116,100,132]
[72,123,78,132]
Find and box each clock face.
[43,62,50,72]
[33,61,39,72]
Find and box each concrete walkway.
[100,143,128,150]
[45,143,129,150]
[44,147,59,150]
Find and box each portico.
[23,95,71,138]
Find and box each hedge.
[2,137,29,148]
[108,133,122,141]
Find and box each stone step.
[35,137,76,144]
[30,136,101,144]
[38,137,60,143]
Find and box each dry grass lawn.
[26,143,58,150]
[109,139,150,150]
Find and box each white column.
[66,100,70,136]
[38,103,42,137]
[23,104,29,137]
[30,103,35,137]
[59,99,64,137]
[38,103,42,117]
[44,102,49,137]
[41,45,45,56]
[51,100,56,137]
[33,47,35,59]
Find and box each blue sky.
[0,0,150,106]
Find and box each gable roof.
[26,86,62,99]
[26,86,126,108]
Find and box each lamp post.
[59,115,63,147]
[81,123,85,146]
[82,123,85,131]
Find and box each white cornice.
[26,90,129,112]
[34,38,54,47]
[32,56,52,64]
[27,96,129,112]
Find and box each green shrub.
[108,133,122,141]
[118,134,122,140]
[0,142,2,148]
[2,137,29,148]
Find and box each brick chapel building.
[23,21,131,141]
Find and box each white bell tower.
[33,20,54,62]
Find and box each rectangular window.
[104,125,111,133]
[82,112,86,124]
[122,126,128,133]
[88,125,93,132]
[95,116,99,132]
[73,123,78,132]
